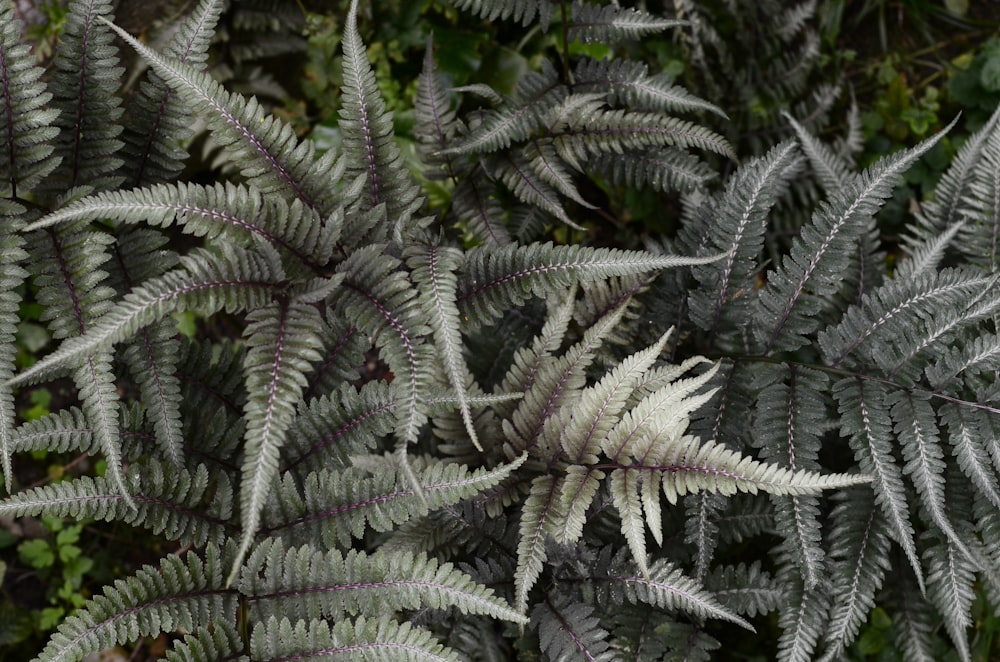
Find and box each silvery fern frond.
[567,2,685,45]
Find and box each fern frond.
[895,219,964,279]
[532,597,612,662]
[49,0,124,192]
[595,551,754,630]
[165,622,246,662]
[819,268,991,370]
[26,181,339,269]
[751,364,828,589]
[415,35,462,175]
[514,474,561,613]
[567,2,684,44]
[833,378,923,591]
[105,20,341,216]
[444,61,567,156]
[0,462,232,547]
[783,111,851,194]
[250,615,462,662]
[776,577,829,662]
[230,298,324,583]
[925,537,975,662]
[756,121,954,353]
[0,225,26,486]
[457,242,727,328]
[332,245,434,446]
[647,435,870,504]
[408,242,481,449]
[925,104,1000,232]
[960,116,1000,271]
[74,352,131,507]
[120,0,224,187]
[687,141,801,342]
[891,573,939,662]
[243,541,527,625]
[0,5,59,197]
[575,58,726,118]
[35,545,236,662]
[10,244,285,387]
[449,176,511,247]
[552,100,735,171]
[588,148,716,194]
[704,562,783,618]
[818,488,892,661]
[494,151,580,228]
[340,0,422,235]
[264,456,526,549]
[121,321,184,465]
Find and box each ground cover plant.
[4,0,1000,660]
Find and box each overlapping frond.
[0,462,232,547]
[263,456,525,549]
[27,181,341,269]
[0,216,26,485]
[120,0,224,187]
[243,540,527,625]
[9,244,285,387]
[756,121,954,354]
[106,20,341,216]
[0,5,59,197]
[48,0,124,192]
[250,616,462,662]
[532,598,612,662]
[340,0,422,236]
[444,0,551,27]
[35,545,236,662]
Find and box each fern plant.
[5,0,1000,660]
[0,0,866,659]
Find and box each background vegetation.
[4,0,1000,659]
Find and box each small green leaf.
[18,538,55,569]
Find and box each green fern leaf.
[165,622,246,662]
[243,540,527,625]
[105,19,341,216]
[494,151,582,229]
[408,242,481,449]
[35,545,236,662]
[0,5,59,197]
[833,378,924,592]
[449,176,511,247]
[9,244,286,388]
[120,0,224,187]
[340,0,422,236]
[0,462,231,547]
[757,121,954,354]
[48,0,124,192]
[532,597,612,662]
[230,298,324,583]
[567,2,684,44]
[251,615,462,662]
[588,148,716,194]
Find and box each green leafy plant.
[4,0,1000,660]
